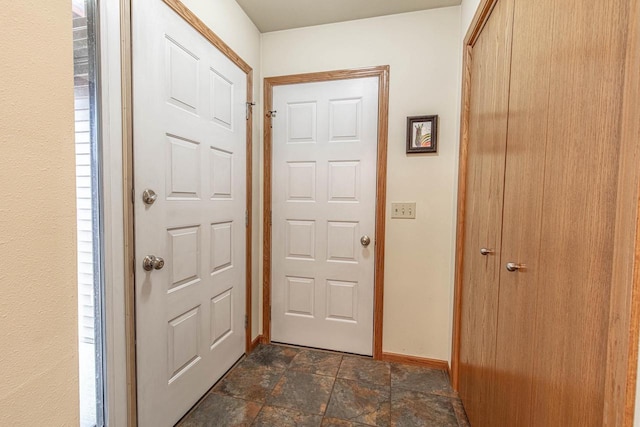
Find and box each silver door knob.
[142,189,158,205]
[506,262,525,272]
[480,248,494,256]
[360,235,371,247]
[143,255,165,271]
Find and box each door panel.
[458,0,514,425]
[271,78,378,355]
[530,0,629,424]
[133,1,247,425]
[492,0,555,425]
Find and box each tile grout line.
[252,345,301,424]
[321,354,343,420]
[322,360,381,427]
[224,345,295,425]
[248,402,266,427]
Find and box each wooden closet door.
[529,0,630,425]
[492,0,555,425]
[457,0,514,424]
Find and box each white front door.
[271,77,379,356]
[133,1,247,425]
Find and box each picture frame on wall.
[406,115,438,154]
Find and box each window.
[72,0,105,425]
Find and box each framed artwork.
[406,115,438,154]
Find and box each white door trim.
[99,0,128,424]
[263,66,390,359]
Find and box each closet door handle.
[480,248,494,256]
[506,262,526,272]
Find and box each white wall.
[181,0,262,340]
[0,2,79,425]
[262,7,462,361]
[461,0,482,35]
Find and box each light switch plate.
[391,202,416,219]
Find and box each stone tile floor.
[177,344,470,427]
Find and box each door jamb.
[119,0,136,424]
[262,66,390,359]
[121,0,255,424]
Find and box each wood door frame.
[121,0,255,424]
[603,0,640,424]
[451,0,640,425]
[262,66,390,359]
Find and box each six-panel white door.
[133,1,247,425]
[271,77,379,356]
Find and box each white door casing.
[271,77,379,356]
[133,1,247,425]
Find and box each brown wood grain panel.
[450,45,470,391]
[604,2,640,425]
[263,78,274,343]
[373,66,390,360]
[492,0,554,424]
[452,0,503,393]
[530,1,630,425]
[381,352,449,372]
[264,67,390,86]
[263,66,390,358]
[453,0,640,425]
[456,0,514,425]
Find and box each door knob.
[506,262,525,272]
[480,248,494,256]
[143,255,165,271]
[142,189,158,205]
[360,235,371,247]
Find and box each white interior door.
[133,1,247,425]
[271,77,379,356]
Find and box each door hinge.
[267,110,277,128]
[244,315,248,330]
[131,188,135,204]
[269,211,272,226]
[245,210,249,228]
[246,102,255,120]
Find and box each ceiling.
[235,0,463,33]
